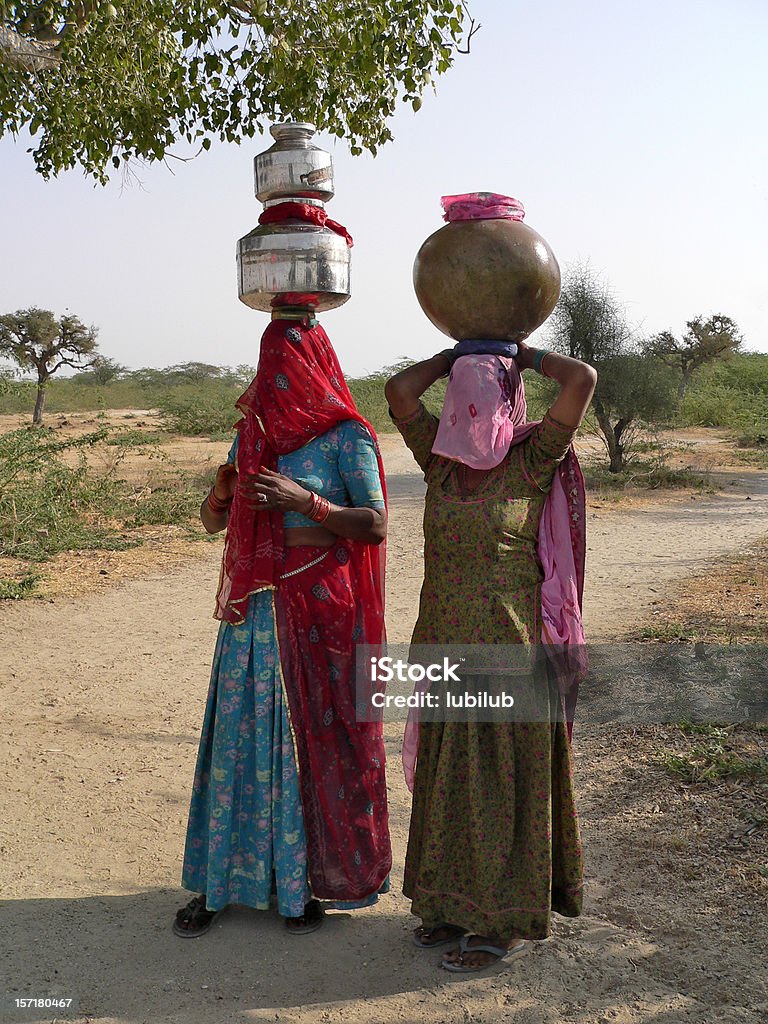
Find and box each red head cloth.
[215,319,386,635]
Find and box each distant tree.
[123,366,168,390]
[0,1,475,182]
[646,314,743,399]
[587,352,678,472]
[547,264,677,472]
[230,364,258,388]
[164,362,226,382]
[73,355,126,385]
[0,307,98,424]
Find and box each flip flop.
[172,895,221,938]
[441,935,527,973]
[285,898,324,935]
[413,923,468,948]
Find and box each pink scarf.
[432,355,526,469]
[402,355,587,791]
[442,192,526,222]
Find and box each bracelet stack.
[207,488,233,516]
[532,348,550,375]
[306,491,332,523]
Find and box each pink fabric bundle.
[402,355,587,791]
[432,355,526,469]
[441,192,526,222]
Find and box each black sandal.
[172,894,220,938]
[285,898,324,935]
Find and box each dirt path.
[1,439,767,1024]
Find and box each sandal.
[441,935,527,973]
[413,923,467,948]
[172,894,221,938]
[285,898,324,935]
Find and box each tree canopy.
[547,264,677,472]
[0,1,474,181]
[0,306,99,423]
[646,314,743,398]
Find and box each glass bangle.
[533,349,549,374]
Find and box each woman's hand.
[238,467,312,513]
[513,340,535,371]
[213,463,238,501]
[200,463,238,535]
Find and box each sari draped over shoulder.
[185,319,391,906]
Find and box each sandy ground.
[1,430,767,1024]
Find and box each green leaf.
[0,0,476,181]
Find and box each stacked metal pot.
[237,122,351,312]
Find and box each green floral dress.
[394,402,584,941]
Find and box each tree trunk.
[33,383,46,426]
[593,399,625,473]
[613,418,629,473]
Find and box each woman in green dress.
[385,340,596,972]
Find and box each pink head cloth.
[441,192,526,222]
[432,355,527,470]
[402,355,588,792]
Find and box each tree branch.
[456,11,480,54]
[0,23,60,71]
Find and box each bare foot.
[413,923,466,948]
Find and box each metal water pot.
[413,218,561,341]
[237,123,351,312]
[237,211,351,312]
[254,122,335,203]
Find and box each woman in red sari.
[174,318,391,936]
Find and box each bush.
[123,469,205,528]
[0,428,206,575]
[156,383,243,437]
[0,572,41,600]
[677,354,768,443]
[0,428,135,561]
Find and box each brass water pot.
[413,218,561,341]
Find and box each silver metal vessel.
[237,220,351,312]
[237,122,351,311]
[254,122,335,203]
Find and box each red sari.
[215,319,391,900]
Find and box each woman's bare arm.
[200,463,237,534]
[384,354,451,420]
[240,468,387,546]
[516,341,597,428]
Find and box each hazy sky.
[1,0,766,379]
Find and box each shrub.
[677,354,768,443]
[0,428,206,575]
[156,384,242,437]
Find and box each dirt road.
[1,436,766,1024]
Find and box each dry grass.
[619,538,768,907]
[637,539,768,643]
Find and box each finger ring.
[258,493,268,503]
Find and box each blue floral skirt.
[181,590,387,916]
